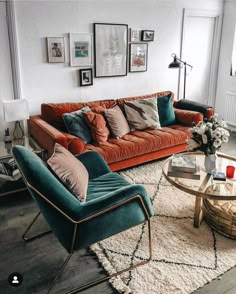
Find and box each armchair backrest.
[12,146,81,252]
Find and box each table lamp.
[168,53,193,99]
[3,99,29,140]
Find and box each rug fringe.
[90,243,132,294]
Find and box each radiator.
[223,91,236,127]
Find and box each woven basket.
[203,198,236,239]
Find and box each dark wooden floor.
[0,132,235,294]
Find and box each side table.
[0,136,46,197]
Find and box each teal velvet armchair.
[12,146,153,293]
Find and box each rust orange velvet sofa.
[28,91,214,171]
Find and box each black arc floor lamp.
[168,53,193,99]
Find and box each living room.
[1,0,236,293]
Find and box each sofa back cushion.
[41,99,116,131]
[117,91,174,110]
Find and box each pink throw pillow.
[104,105,130,138]
[47,143,88,202]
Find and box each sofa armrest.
[64,133,85,155]
[29,115,68,158]
[79,184,153,219]
[173,99,214,119]
[174,108,204,126]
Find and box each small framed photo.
[70,33,93,67]
[47,37,65,63]
[129,43,148,72]
[130,28,141,42]
[79,68,93,86]
[141,30,154,42]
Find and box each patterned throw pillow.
[83,107,110,144]
[124,97,161,130]
[62,106,92,143]
[47,143,88,202]
[104,105,130,138]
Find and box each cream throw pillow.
[47,143,88,202]
[124,97,161,130]
[104,105,130,138]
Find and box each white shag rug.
[90,160,236,294]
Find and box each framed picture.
[141,30,154,42]
[47,37,65,63]
[69,33,93,67]
[94,23,128,77]
[79,68,93,86]
[129,43,148,72]
[130,28,141,42]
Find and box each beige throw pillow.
[104,105,130,138]
[124,97,161,130]
[47,143,88,202]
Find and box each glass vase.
[204,153,217,174]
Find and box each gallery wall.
[215,0,236,120]
[13,0,223,115]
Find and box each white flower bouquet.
[186,114,230,156]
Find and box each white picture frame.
[94,23,128,77]
[69,33,93,67]
[130,28,141,42]
[47,37,65,63]
[129,43,148,72]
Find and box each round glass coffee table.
[162,152,236,239]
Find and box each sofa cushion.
[157,94,176,126]
[47,143,88,202]
[84,125,191,164]
[41,99,116,131]
[124,97,161,130]
[62,106,92,143]
[83,107,110,144]
[104,105,130,138]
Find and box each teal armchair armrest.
[75,151,111,179]
[80,183,153,219]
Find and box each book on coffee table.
[168,159,200,180]
[171,155,197,173]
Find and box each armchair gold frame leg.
[47,219,152,294]
[22,211,52,242]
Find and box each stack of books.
[167,154,200,180]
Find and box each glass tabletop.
[0,136,43,159]
[162,152,236,200]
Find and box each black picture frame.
[129,43,148,72]
[141,30,154,42]
[79,68,93,86]
[94,23,128,78]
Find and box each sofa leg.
[22,211,52,242]
[47,219,152,294]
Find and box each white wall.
[215,0,236,119]
[14,0,223,115]
[0,1,14,139]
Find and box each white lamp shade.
[3,99,29,122]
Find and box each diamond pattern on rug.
[90,159,236,294]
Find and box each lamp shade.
[168,55,182,68]
[3,99,29,122]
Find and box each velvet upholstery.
[157,94,176,126]
[12,146,153,253]
[29,90,213,171]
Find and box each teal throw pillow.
[157,95,176,127]
[62,106,92,143]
